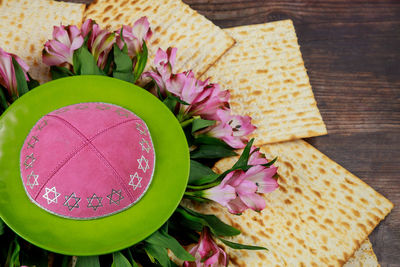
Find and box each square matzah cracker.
[187,140,392,266]
[204,20,327,145]
[344,239,380,267]
[84,0,235,76]
[0,0,85,83]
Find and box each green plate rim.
[0,75,189,255]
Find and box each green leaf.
[263,157,277,167]
[192,118,216,133]
[144,243,170,267]
[76,256,100,267]
[218,237,267,250]
[113,43,134,83]
[163,95,178,113]
[27,73,40,90]
[145,225,195,262]
[132,41,148,83]
[231,138,255,169]
[194,135,232,148]
[0,87,8,112]
[111,252,132,267]
[124,249,139,267]
[188,160,217,185]
[0,219,4,236]
[19,243,48,267]
[12,57,29,98]
[50,66,74,80]
[61,256,70,267]
[103,46,114,75]
[178,207,240,237]
[190,144,237,159]
[6,237,20,267]
[73,46,104,76]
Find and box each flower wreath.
[0,17,279,267]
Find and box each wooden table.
[181,0,400,265]
[69,0,400,265]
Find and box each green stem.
[180,117,194,127]
[186,180,221,191]
[184,191,197,196]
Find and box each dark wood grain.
[65,0,400,265]
[181,0,400,265]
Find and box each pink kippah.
[19,103,155,219]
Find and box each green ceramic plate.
[0,76,189,255]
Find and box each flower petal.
[239,190,266,212]
[203,184,236,207]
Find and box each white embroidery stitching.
[136,123,147,135]
[139,137,151,153]
[63,193,81,211]
[43,186,61,204]
[87,193,103,211]
[96,104,111,110]
[55,108,69,114]
[137,155,149,173]
[107,189,124,205]
[37,120,47,130]
[129,172,142,190]
[27,136,39,148]
[24,153,36,169]
[26,170,39,189]
[115,109,129,117]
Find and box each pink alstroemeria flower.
[42,25,84,66]
[116,16,152,57]
[184,227,228,267]
[248,147,268,165]
[220,170,266,214]
[207,109,256,149]
[164,70,230,121]
[82,19,116,69]
[186,82,230,121]
[0,47,29,98]
[244,165,278,194]
[142,47,177,95]
[201,181,236,207]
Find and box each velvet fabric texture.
[20,103,155,219]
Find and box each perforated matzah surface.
[0,0,85,83]
[84,0,235,77]
[186,140,392,266]
[204,20,327,145]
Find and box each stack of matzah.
[85,0,235,77]
[0,0,392,265]
[0,0,85,83]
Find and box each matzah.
[344,239,380,267]
[0,0,85,83]
[186,139,392,266]
[84,0,235,76]
[204,20,327,145]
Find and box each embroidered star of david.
[116,109,129,117]
[96,104,111,110]
[27,136,39,148]
[87,193,103,211]
[129,172,142,190]
[24,153,36,169]
[37,120,47,130]
[136,123,147,135]
[139,138,150,153]
[137,155,149,173]
[55,108,69,114]
[107,189,124,205]
[43,186,61,204]
[75,104,88,110]
[63,193,81,211]
[26,171,39,189]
